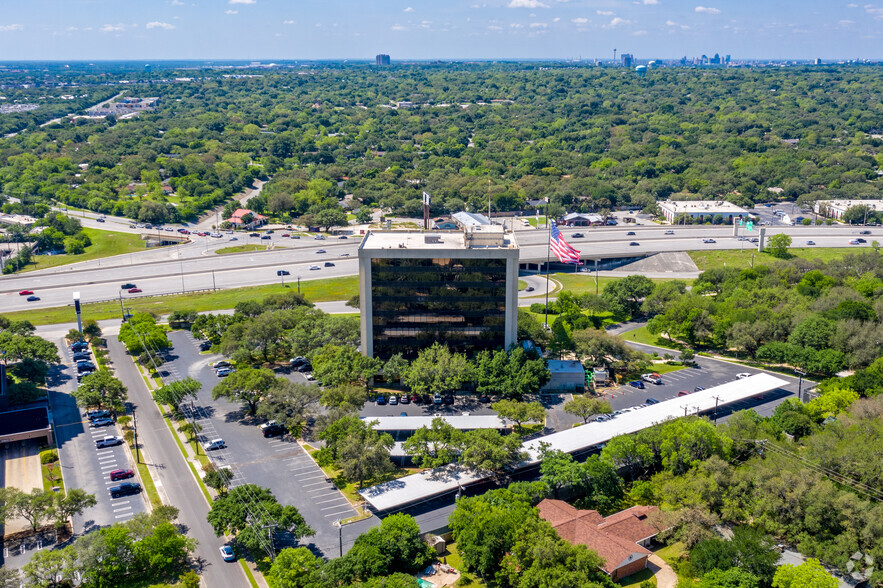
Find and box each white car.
[96,436,123,449]
[736,372,752,379]
[309,265,320,270]
[203,438,226,451]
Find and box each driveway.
[647,553,677,588]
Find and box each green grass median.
[17,228,149,273]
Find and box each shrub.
[40,449,59,464]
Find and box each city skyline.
[0,0,880,61]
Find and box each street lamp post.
[795,369,806,402]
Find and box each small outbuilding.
[541,360,586,393]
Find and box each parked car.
[432,393,443,405]
[262,423,286,438]
[128,287,142,293]
[120,283,135,289]
[96,436,123,448]
[479,394,491,403]
[216,367,235,377]
[411,394,423,404]
[375,396,387,406]
[220,545,236,562]
[296,363,312,373]
[87,409,111,419]
[109,482,142,498]
[641,373,662,384]
[213,360,232,369]
[203,439,226,451]
[73,352,91,361]
[289,356,307,366]
[645,398,660,405]
[77,361,96,372]
[276,270,290,276]
[109,469,135,481]
[399,394,410,404]
[736,372,752,379]
[443,394,455,405]
[199,340,212,351]
[90,416,114,427]
[628,380,645,389]
[677,390,690,397]
[26,295,40,302]
[389,395,398,405]
[71,341,89,352]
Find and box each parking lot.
[162,331,356,557]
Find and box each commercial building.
[376,54,391,66]
[0,406,53,445]
[814,199,883,221]
[541,360,586,393]
[658,200,749,223]
[452,211,491,228]
[358,227,519,359]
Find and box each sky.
[0,0,880,62]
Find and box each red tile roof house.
[538,499,664,581]
[226,208,267,230]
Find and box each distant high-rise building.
[814,58,822,65]
[376,54,390,66]
[725,54,731,64]
[621,53,634,69]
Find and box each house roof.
[538,499,658,575]
[230,208,266,220]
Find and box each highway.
[1,222,877,313]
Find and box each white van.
[203,439,226,451]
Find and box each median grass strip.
[40,447,65,494]
[3,275,360,326]
[215,244,267,255]
[688,246,866,272]
[18,228,150,273]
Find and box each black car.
[199,340,213,351]
[324,262,335,267]
[262,423,286,438]
[261,235,271,240]
[629,242,640,246]
[645,398,660,405]
[109,482,142,498]
[276,270,290,276]
[71,341,89,352]
[856,238,867,244]
[626,231,636,236]
[77,363,96,373]
[443,394,455,405]
[860,230,871,235]
[121,283,136,289]
[296,363,313,373]
[266,230,274,234]
[479,394,491,403]
[572,233,584,238]
[73,352,91,361]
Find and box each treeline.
[0,316,60,404]
[1,64,881,224]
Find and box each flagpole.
[544,220,553,330]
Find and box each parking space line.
[115,513,134,519]
[315,496,348,504]
[113,506,132,513]
[323,509,354,518]
[308,487,333,493]
[295,474,325,481]
[303,481,330,488]
[320,503,351,511]
[312,495,343,503]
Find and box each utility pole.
[180,262,185,293]
[712,395,722,424]
[212,270,216,292]
[795,369,806,402]
[132,407,139,463]
[297,276,301,294]
[333,520,343,558]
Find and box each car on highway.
[266,230,274,234]
[571,233,584,238]
[229,237,238,241]
[216,367,235,377]
[626,231,636,236]
[339,235,348,239]
[261,235,271,240]
[96,436,123,449]
[90,416,115,427]
[628,380,645,389]
[702,238,716,244]
[290,234,300,239]
[203,438,226,451]
[750,237,759,243]
[860,230,871,235]
[18,290,34,295]
[629,242,639,246]
[109,482,142,498]
[26,295,40,302]
[526,286,534,292]
[109,468,135,481]
[664,230,675,235]
[128,287,142,293]
[220,545,236,562]
[210,232,222,238]
[641,373,662,384]
[856,238,867,244]
[324,262,335,267]
[249,232,259,237]
[121,283,136,289]
[736,372,752,379]
[806,240,815,245]
[276,270,290,276]
[314,235,326,240]
[96,217,105,223]
[316,249,326,254]
[849,239,860,245]
[309,265,320,270]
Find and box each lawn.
[688,246,869,272]
[525,272,673,298]
[40,448,64,494]
[524,216,549,228]
[17,228,148,273]
[215,244,267,255]
[2,275,360,326]
[443,542,486,588]
[655,542,698,588]
[618,568,656,586]
[624,326,682,350]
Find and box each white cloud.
[391,24,407,30]
[283,20,295,24]
[553,16,560,21]
[225,10,238,14]
[487,24,503,30]
[100,23,128,32]
[866,5,883,18]
[609,17,631,26]
[229,0,256,4]
[404,6,414,11]
[0,24,23,32]
[530,22,547,27]
[847,2,858,6]
[633,29,647,34]
[510,22,525,27]
[838,19,855,25]
[508,0,549,8]
[572,17,589,23]
[146,21,175,29]
[597,10,614,15]
[171,0,184,5]
[642,0,660,4]
[695,6,721,14]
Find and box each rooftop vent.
[424,235,443,244]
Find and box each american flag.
[550,221,582,264]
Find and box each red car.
[128,287,142,293]
[109,469,135,481]
[678,390,690,397]
[281,233,290,237]
[19,290,34,295]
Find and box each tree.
[8,488,55,532]
[602,275,655,317]
[402,343,470,396]
[698,568,761,588]
[51,488,97,528]
[203,464,234,495]
[207,484,314,557]
[153,377,201,411]
[118,313,171,356]
[339,426,395,488]
[178,421,202,441]
[346,514,434,579]
[268,547,323,588]
[71,369,128,409]
[491,399,546,430]
[402,417,464,469]
[256,379,322,437]
[473,348,550,400]
[133,522,196,578]
[312,344,382,388]
[772,559,838,588]
[766,233,792,259]
[0,568,19,588]
[563,395,612,423]
[459,429,527,479]
[573,327,640,372]
[22,548,76,588]
[382,353,409,383]
[211,367,276,415]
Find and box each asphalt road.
[103,328,251,588]
[3,223,879,313]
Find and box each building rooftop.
[359,373,789,511]
[0,407,50,436]
[452,211,491,227]
[363,415,507,432]
[547,360,586,375]
[817,199,883,211]
[659,200,748,214]
[360,228,517,251]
